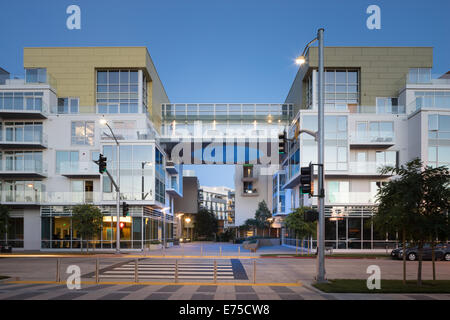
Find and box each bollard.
[238,246,240,257]
[214,260,217,284]
[175,259,178,283]
[253,260,256,284]
[301,239,304,256]
[135,258,139,283]
[201,245,203,256]
[296,238,298,255]
[95,258,99,284]
[56,258,61,283]
[220,246,222,256]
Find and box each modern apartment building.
[199,185,234,232]
[276,47,450,249]
[0,47,183,251]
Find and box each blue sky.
[1,0,449,188]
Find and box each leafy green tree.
[255,200,272,237]
[0,205,11,245]
[420,164,450,280]
[194,208,218,240]
[376,159,450,285]
[72,204,103,252]
[285,207,317,241]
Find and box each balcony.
[348,131,394,149]
[0,159,47,178]
[0,101,49,120]
[100,127,156,141]
[166,180,182,198]
[311,192,377,206]
[347,162,393,176]
[59,162,101,179]
[0,133,47,149]
[165,161,178,174]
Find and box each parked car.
[439,244,450,261]
[391,247,402,259]
[399,244,446,261]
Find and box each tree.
[0,205,11,246]
[420,164,450,281]
[243,218,259,237]
[71,204,103,252]
[376,159,450,285]
[255,200,272,237]
[194,208,218,240]
[285,207,317,240]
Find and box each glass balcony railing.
[4,72,57,89]
[58,161,100,175]
[349,131,394,144]
[348,162,394,175]
[162,103,294,122]
[100,127,156,141]
[0,159,47,174]
[311,192,378,205]
[0,191,159,204]
[1,133,47,146]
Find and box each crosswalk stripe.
[98,260,238,280]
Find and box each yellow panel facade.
[23,47,169,128]
[286,47,433,113]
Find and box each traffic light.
[98,154,107,174]
[300,163,314,196]
[122,202,129,217]
[278,131,287,154]
[304,209,319,222]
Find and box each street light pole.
[316,28,326,283]
[295,28,326,283]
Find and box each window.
[324,69,359,110]
[327,181,349,203]
[1,151,42,172]
[428,114,450,168]
[376,151,397,170]
[369,121,394,142]
[57,98,79,114]
[3,122,43,143]
[56,151,79,173]
[414,91,450,111]
[25,68,47,83]
[409,68,431,84]
[376,97,400,114]
[0,92,43,111]
[71,121,94,145]
[96,70,139,114]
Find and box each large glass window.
[376,97,400,114]
[25,68,47,83]
[0,92,43,112]
[324,69,359,110]
[102,144,154,200]
[56,151,79,173]
[428,114,450,168]
[71,121,94,145]
[408,68,431,84]
[57,98,79,114]
[414,91,450,111]
[302,115,347,170]
[96,70,139,114]
[3,122,43,143]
